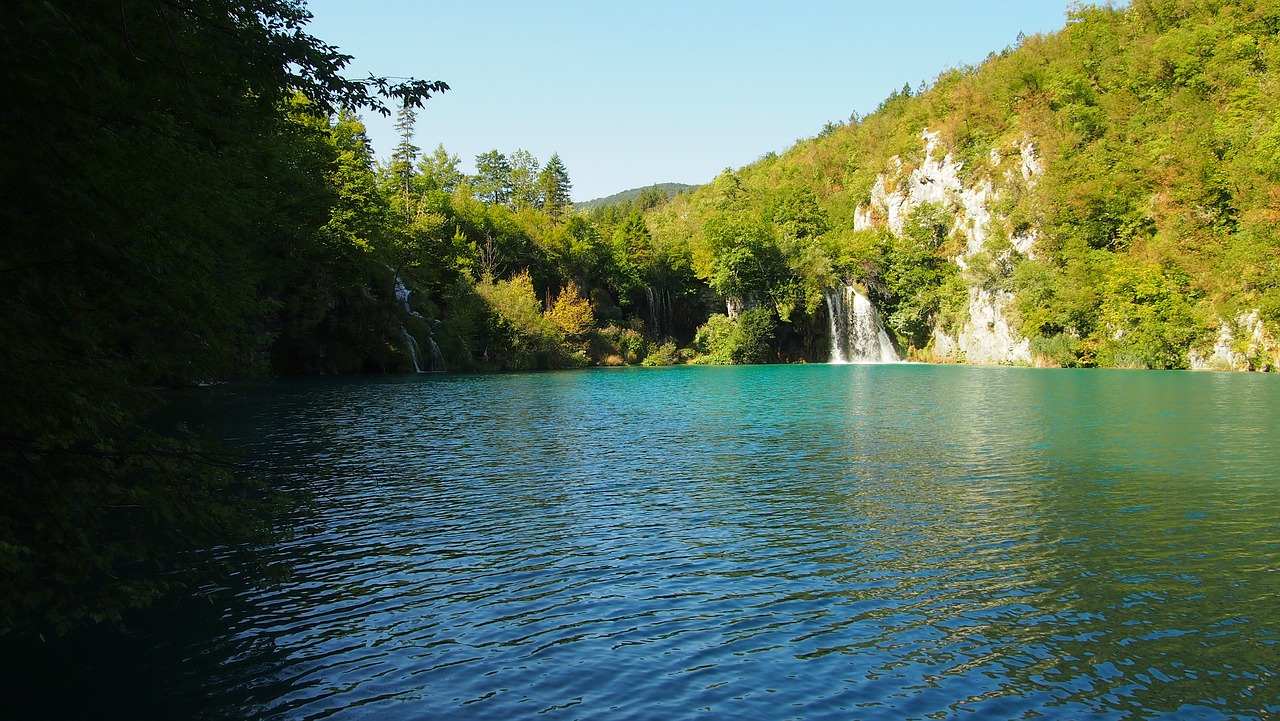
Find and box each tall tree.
[390,105,420,219]
[509,149,542,211]
[474,150,513,206]
[539,152,573,222]
[420,143,463,193]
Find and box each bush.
[641,342,681,366]
[691,314,738,364]
[734,308,777,363]
[1029,333,1082,367]
[590,324,647,365]
[690,309,776,364]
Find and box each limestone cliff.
[852,130,1276,371]
[1189,311,1278,372]
[854,130,1036,365]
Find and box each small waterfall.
[825,286,899,364]
[394,271,446,372]
[663,287,674,341]
[394,274,416,316]
[427,335,447,372]
[646,286,661,339]
[401,324,424,373]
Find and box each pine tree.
[539,152,573,222]
[419,143,462,193]
[390,105,420,218]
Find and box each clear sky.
[304,1,1078,202]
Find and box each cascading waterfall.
[394,274,414,313]
[646,286,658,338]
[427,335,446,372]
[641,286,680,341]
[394,271,446,373]
[663,287,674,340]
[825,286,899,364]
[647,285,672,340]
[401,324,424,373]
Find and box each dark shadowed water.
[5,364,1279,720]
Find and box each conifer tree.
[390,106,420,218]
[419,143,463,193]
[539,152,573,222]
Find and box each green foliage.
[690,309,777,365]
[880,203,962,347]
[473,151,513,206]
[765,187,830,240]
[509,150,543,211]
[963,229,1021,292]
[1095,258,1202,369]
[640,0,1280,367]
[472,272,589,369]
[1030,333,1084,367]
[576,183,699,211]
[641,342,681,366]
[691,314,741,365]
[735,308,780,363]
[419,144,463,193]
[0,0,447,635]
[704,215,788,303]
[390,106,421,210]
[538,153,573,222]
[591,324,649,365]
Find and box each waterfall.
[663,287,674,341]
[646,286,662,339]
[825,286,899,364]
[394,274,411,312]
[427,335,447,373]
[396,273,426,372]
[394,271,446,372]
[401,324,424,373]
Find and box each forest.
[226,0,1280,376]
[3,0,1280,634]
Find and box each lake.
[4,364,1278,719]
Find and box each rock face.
[725,294,761,320]
[850,130,1275,371]
[855,130,1036,364]
[947,287,1031,365]
[1189,310,1277,371]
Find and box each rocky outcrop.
[855,130,1038,364]
[725,294,761,320]
[935,287,1032,364]
[1189,311,1277,371]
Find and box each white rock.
[1189,310,1275,371]
[957,287,1032,364]
[853,129,1042,364]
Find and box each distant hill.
[575,183,699,211]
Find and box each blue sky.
[304,1,1078,202]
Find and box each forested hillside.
[644,0,1280,370]
[389,0,1280,373]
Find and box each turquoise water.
[5,364,1279,719]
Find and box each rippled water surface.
[7,365,1280,720]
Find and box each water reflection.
[3,366,1278,720]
